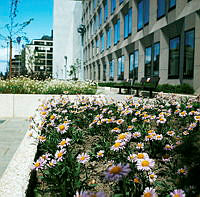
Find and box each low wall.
[0,93,197,118]
[0,94,128,119]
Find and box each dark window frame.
[183,28,195,79]
[168,36,180,79]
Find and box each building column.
[123,47,129,80]
[105,56,110,81]
[100,59,104,81]
[159,29,169,84]
[138,40,145,80]
[113,52,118,81]
[119,11,124,42]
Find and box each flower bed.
[29,94,200,196]
[0,77,97,95]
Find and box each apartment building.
[11,54,26,77]
[82,0,200,93]
[25,36,53,77]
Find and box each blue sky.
[0,0,53,73]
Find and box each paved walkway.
[0,119,29,178]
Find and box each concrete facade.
[25,38,53,77]
[53,0,83,80]
[82,0,200,94]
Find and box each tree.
[69,58,81,80]
[0,0,33,79]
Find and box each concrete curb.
[0,131,38,197]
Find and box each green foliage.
[99,82,195,95]
[156,83,194,94]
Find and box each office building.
[82,0,200,93]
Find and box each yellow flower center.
[59,125,65,130]
[137,154,144,159]
[141,160,150,167]
[35,162,40,167]
[147,135,153,139]
[113,127,119,130]
[137,143,142,147]
[157,135,161,138]
[98,152,103,156]
[41,111,47,115]
[80,156,86,161]
[60,140,66,146]
[195,116,200,120]
[114,142,121,148]
[118,134,126,140]
[149,174,155,179]
[39,136,46,140]
[179,169,185,173]
[49,162,53,166]
[109,166,122,174]
[173,195,180,197]
[133,178,140,183]
[57,152,63,158]
[50,115,55,120]
[144,192,152,197]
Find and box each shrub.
[156,83,194,95]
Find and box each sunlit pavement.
[0,119,28,178]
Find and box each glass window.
[124,13,129,39]
[103,64,106,81]
[114,23,118,44]
[99,8,102,26]
[109,60,114,80]
[117,19,120,42]
[138,0,149,30]
[184,29,195,78]
[169,0,176,9]
[153,43,160,76]
[117,56,124,80]
[133,50,139,80]
[106,28,111,48]
[129,53,134,79]
[114,19,120,44]
[157,0,166,19]
[137,0,143,30]
[144,0,149,25]
[93,0,96,9]
[104,0,108,22]
[101,33,104,52]
[168,36,180,79]
[118,57,122,79]
[124,8,132,39]
[128,8,132,35]
[145,47,152,77]
[111,0,116,13]
[94,16,96,32]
